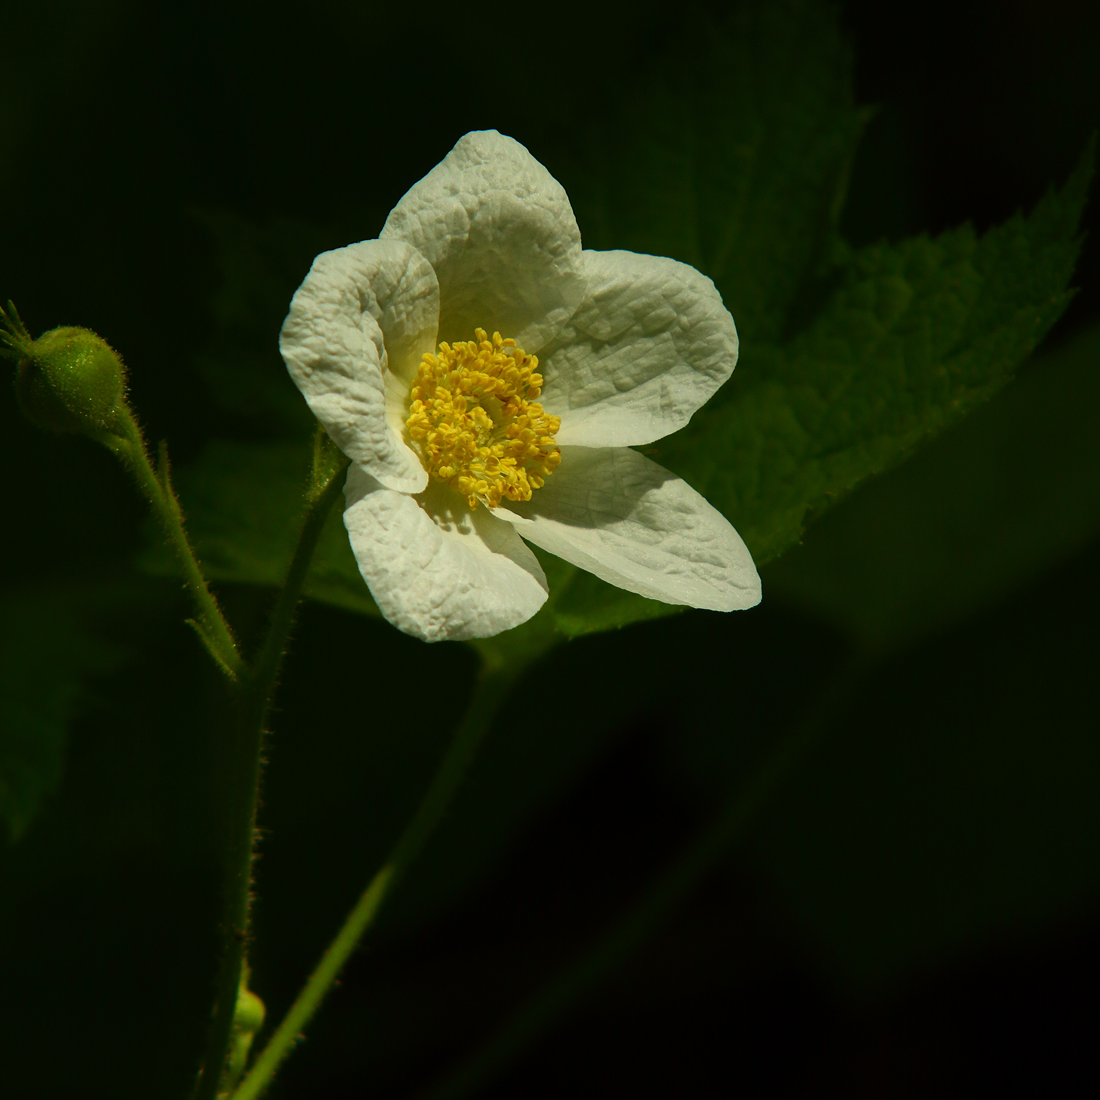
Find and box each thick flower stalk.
[281,131,760,641]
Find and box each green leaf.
[662,143,1093,567]
[763,323,1100,648]
[0,590,127,840]
[563,0,867,350]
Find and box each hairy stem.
[251,453,352,691]
[110,414,242,677]
[191,454,350,1100]
[230,660,522,1100]
[419,655,871,1100]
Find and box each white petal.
[493,447,760,611]
[343,467,548,642]
[541,250,738,447]
[381,130,586,352]
[281,239,437,493]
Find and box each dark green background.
[2,1,1098,1096]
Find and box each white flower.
[280,131,760,642]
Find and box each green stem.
[191,454,351,1100]
[251,455,351,691]
[229,661,521,1100]
[109,413,242,677]
[419,655,871,1100]
[192,683,266,1100]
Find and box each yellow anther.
[405,328,562,509]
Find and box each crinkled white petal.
[540,250,738,447]
[344,467,548,642]
[381,130,586,352]
[281,240,438,493]
[493,447,760,611]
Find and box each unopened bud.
[2,303,129,441]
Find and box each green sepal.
[309,421,348,501]
[185,618,240,682]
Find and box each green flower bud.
[220,978,267,1093]
[2,302,129,441]
[234,984,266,1035]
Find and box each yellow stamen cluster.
[406,328,562,509]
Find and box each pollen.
[406,328,562,509]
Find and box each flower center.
[406,328,562,509]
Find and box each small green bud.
[1,302,129,441]
[234,984,266,1035]
[218,977,267,1094]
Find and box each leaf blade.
[663,143,1094,567]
